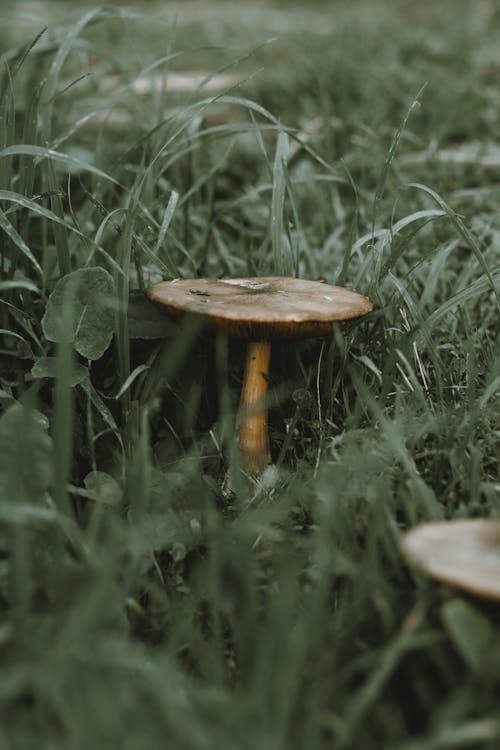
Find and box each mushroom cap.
[147,277,373,340]
[400,519,500,601]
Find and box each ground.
[0,1,499,749]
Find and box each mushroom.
[147,277,373,474]
[102,71,241,96]
[400,519,500,601]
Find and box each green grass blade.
[272,130,291,275]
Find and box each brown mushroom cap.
[400,519,500,601]
[147,277,373,340]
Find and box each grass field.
[1,1,500,748]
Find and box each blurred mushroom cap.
[401,519,500,601]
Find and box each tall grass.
[0,1,499,749]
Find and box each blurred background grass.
[0,1,499,748]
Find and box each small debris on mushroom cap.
[147,277,373,340]
[400,519,500,601]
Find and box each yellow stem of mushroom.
[238,341,271,475]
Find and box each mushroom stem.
[237,340,271,474]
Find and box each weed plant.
[0,1,499,748]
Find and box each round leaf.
[42,267,115,360]
[84,471,122,506]
[0,404,53,504]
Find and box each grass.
[1,0,500,748]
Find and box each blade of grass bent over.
[408,182,500,310]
